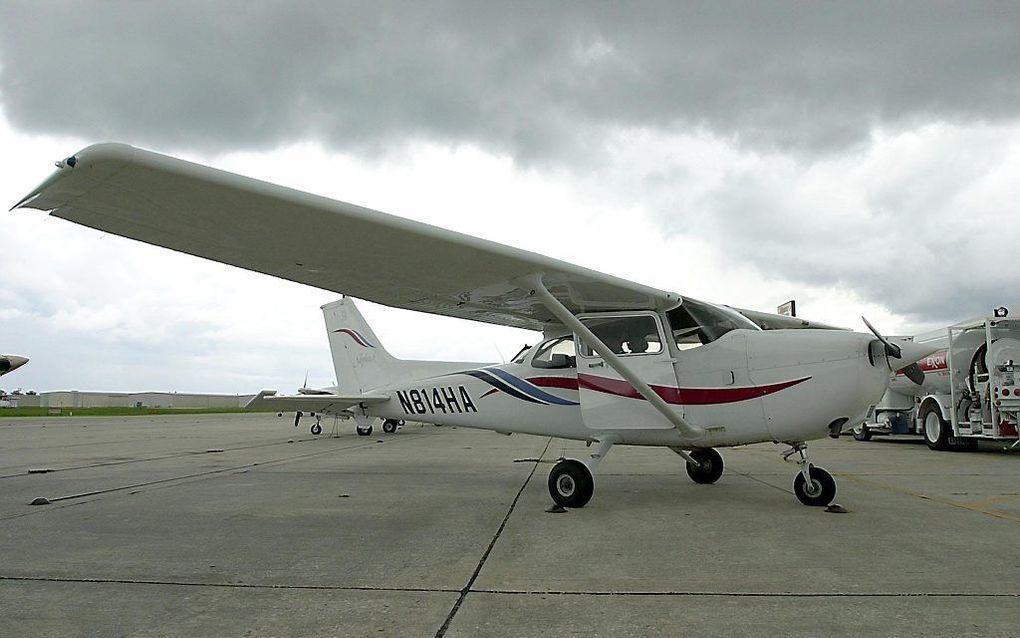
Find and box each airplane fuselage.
[365,329,892,448]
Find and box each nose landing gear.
[783,443,836,506]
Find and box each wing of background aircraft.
[14,144,677,331]
[245,390,389,413]
[0,355,29,376]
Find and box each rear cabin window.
[578,315,663,357]
[667,298,759,350]
[531,337,576,369]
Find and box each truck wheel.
[920,403,951,451]
[852,424,872,441]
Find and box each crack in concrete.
[435,438,552,638]
[2,576,1015,598]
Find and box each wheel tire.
[548,459,594,508]
[852,424,872,441]
[920,403,951,451]
[685,448,724,484]
[310,422,322,435]
[356,425,373,437]
[793,466,836,506]
[382,420,398,434]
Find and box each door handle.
[588,361,605,368]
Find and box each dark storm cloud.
[1,2,1018,160]
[653,135,1019,324]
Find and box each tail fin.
[322,297,398,394]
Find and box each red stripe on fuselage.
[526,376,580,390]
[576,374,811,405]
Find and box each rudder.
[322,297,397,394]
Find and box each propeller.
[862,316,926,384]
[861,316,901,359]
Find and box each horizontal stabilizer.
[245,390,389,413]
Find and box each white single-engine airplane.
[0,355,29,377]
[13,144,935,508]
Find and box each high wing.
[245,390,389,413]
[14,144,678,331]
[730,307,847,331]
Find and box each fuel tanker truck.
[851,310,1020,450]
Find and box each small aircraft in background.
[289,373,340,435]
[0,355,29,377]
[14,143,935,508]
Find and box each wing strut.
[523,275,705,446]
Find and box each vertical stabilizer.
[322,298,398,394]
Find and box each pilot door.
[575,312,680,431]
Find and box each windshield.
[531,337,576,369]
[667,298,759,349]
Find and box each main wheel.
[685,448,724,484]
[548,459,594,508]
[310,422,322,435]
[852,424,872,441]
[920,403,951,450]
[793,466,836,506]
[382,419,398,434]
[356,424,373,436]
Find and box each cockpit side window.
[577,315,664,357]
[531,337,576,369]
[667,298,759,350]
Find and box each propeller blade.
[861,316,902,359]
[900,362,925,385]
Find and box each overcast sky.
[2,2,1019,394]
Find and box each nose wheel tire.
[548,459,595,508]
[685,448,724,484]
[310,422,322,435]
[356,424,373,436]
[793,466,836,506]
[382,419,399,434]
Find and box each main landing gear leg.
[548,438,616,508]
[354,415,373,437]
[673,447,724,484]
[782,443,836,506]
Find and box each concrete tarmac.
[0,413,1017,637]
